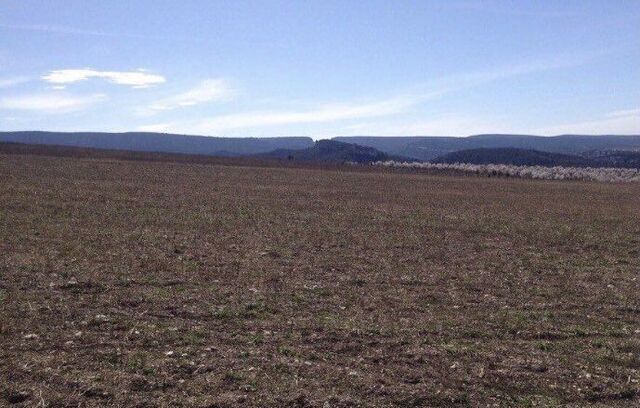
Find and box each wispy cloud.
[606,108,640,118]
[136,52,600,135]
[0,93,106,113]
[0,76,30,88]
[433,1,574,18]
[42,69,165,88]
[149,79,235,111]
[537,108,640,135]
[0,22,136,37]
[418,52,604,97]
[137,122,176,133]
[339,115,516,137]
[0,22,199,42]
[140,94,428,135]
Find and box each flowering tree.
[371,161,640,183]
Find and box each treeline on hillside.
[431,148,640,169]
[256,140,409,163]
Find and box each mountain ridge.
[0,131,314,156]
[2,131,640,164]
[334,134,640,160]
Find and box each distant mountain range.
[0,131,313,156]
[334,134,640,161]
[2,131,640,168]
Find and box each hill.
[0,131,314,156]
[257,139,407,163]
[431,148,592,167]
[334,134,640,161]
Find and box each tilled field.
[1,152,639,407]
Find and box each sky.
[0,0,639,138]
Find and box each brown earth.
[1,148,639,407]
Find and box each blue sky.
[0,1,638,137]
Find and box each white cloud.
[537,109,640,135]
[0,93,106,113]
[149,79,234,111]
[0,76,30,88]
[42,69,165,88]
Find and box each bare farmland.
[1,151,639,407]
